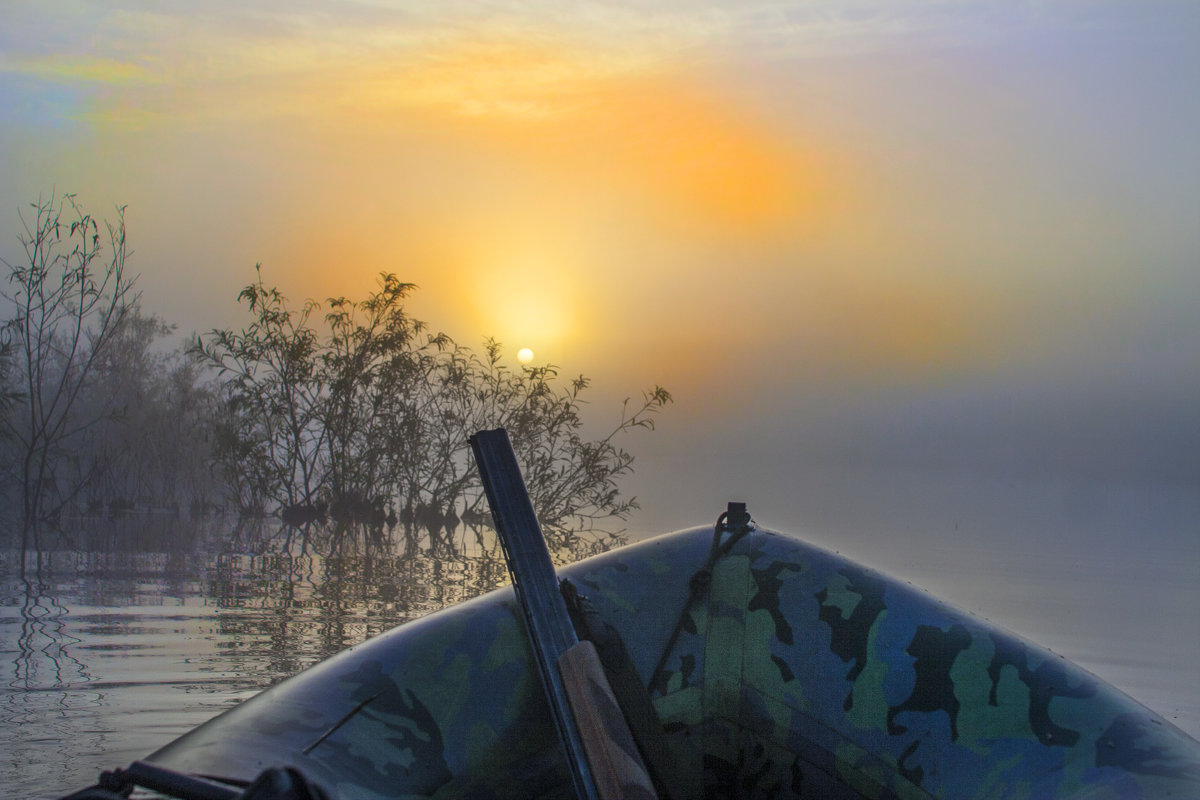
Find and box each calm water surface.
[1,517,615,799]
[2,511,1197,798]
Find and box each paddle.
[470,428,657,800]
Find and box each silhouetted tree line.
[1,193,670,535]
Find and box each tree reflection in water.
[8,537,95,739]
[209,516,621,671]
[0,515,624,798]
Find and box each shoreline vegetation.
[1,192,670,542]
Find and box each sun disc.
[517,347,534,364]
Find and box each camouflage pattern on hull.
[148,526,1200,798]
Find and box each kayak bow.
[139,520,1200,799]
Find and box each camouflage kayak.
[147,524,1200,799]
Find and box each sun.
[517,347,534,364]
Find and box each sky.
[2,0,1199,734]
[2,3,1198,549]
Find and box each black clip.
[724,502,749,532]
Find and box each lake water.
[2,509,1197,799]
[0,516,613,798]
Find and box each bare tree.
[0,338,17,432]
[1,193,139,529]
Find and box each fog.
[2,0,1197,745]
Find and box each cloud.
[1,0,1144,135]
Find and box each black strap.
[59,762,331,800]
[647,504,752,697]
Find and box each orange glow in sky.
[2,1,1196,433]
[102,31,849,369]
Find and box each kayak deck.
[148,526,1200,798]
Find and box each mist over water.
[1,5,1198,795]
